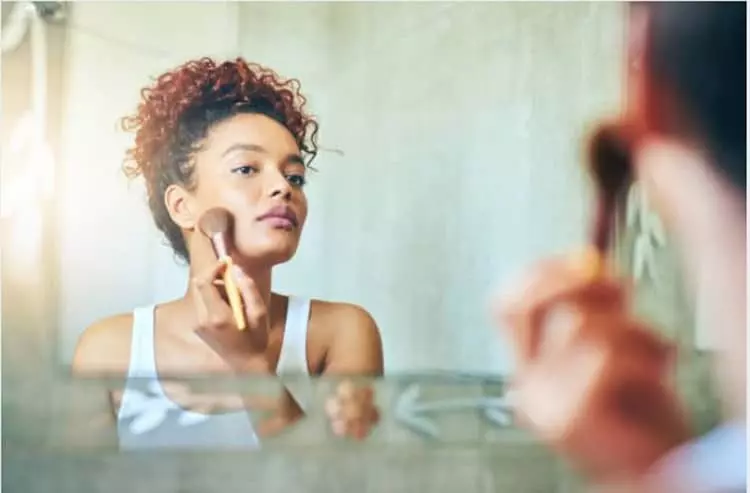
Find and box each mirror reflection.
[3,1,717,460]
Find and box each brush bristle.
[586,123,636,254]
[198,207,233,237]
[588,123,633,201]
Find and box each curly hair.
[121,57,319,262]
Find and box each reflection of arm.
[55,380,121,449]
[258,304,384,439]
[318,304,383,439]
[253,388,305,438]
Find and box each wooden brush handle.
[222,257,247,331]
[580,246,606,280]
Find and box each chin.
[235,241,299,267]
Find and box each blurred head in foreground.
[626,1,746,413]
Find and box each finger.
[501,257,626,324]
[351,420,368,441]
[606,324,674,379]
[230,265,268,329]
[516,321,671,438]
[331,418,347,437]
[541,308,636,359]
[532,277,626,317]
[325,396,342,419]
[336,380,356,401]
[495,258,579,365]
[498,258,627,366]
[358,386,374,402]
[356,387,376,416]
[191,258,232,328]
[342,399,364,421]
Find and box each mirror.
[5,0,716,463]
[48,1,625,374]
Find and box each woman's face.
[189,112,308,266]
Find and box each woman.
[497,3,745,491]
[73,57,383,449]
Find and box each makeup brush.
[198,207,247,331]
[585,124,688,450]
[582,123,634,278]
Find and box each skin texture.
[73,113,383,441]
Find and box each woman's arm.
[322,303,384,376]
[72,314,133,375]
[316,303,383,440]
[68,316,133,447]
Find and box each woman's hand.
[191,258,271,372]
[494,256,690,482]
[325,380,380,441]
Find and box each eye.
[232,165,258,176]
[286,174,307,188]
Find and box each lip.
[256,205,299,228]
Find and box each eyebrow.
[221,143,305,166]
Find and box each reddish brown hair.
[121,57,319,261]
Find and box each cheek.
[195,174,252,205]
[211,184,263,218]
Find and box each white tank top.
[116,296,311,450]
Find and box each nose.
[267,170,292,201]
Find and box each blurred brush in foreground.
[495,2,746,492]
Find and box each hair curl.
[121,57,319,261]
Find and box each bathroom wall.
[54,1,625,374]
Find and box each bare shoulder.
[309,300,384,376]
[72,313,133,376]
[311,300,377,328]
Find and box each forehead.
[202,112,300,156]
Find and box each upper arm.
[71,314,132,376]
[322,303,384,376]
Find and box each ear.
[164,184,198,231]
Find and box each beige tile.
[421,449,484,492]
[555,463,588,493]
[482,444,561,492]
[3,453,181,493]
